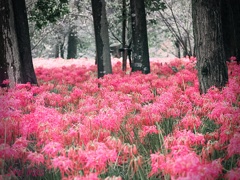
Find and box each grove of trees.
[0,0,239,93]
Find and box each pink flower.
[164,130,205,149]
[150,145,222,179]
[70,173,99,180]
[77,142,117,173]
[225,168,240,180]
[11,137,29,157]
[27,152,44,166]
[229,56,237,61]
[0,143,18,159]
[189,56,197,62]
[52,156,74,176]
[149,152,166,176]
[227,132,240,157]
[2,79,9,85]
[42,142,64,157]
[179,114,202,130]
[139,125,158,139]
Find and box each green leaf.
[29,0,69,29]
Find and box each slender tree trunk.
[122,0,127,71]
[60,43,64,59]
[130,0,150,74]
[175,39,181,58]
[91,0,112,78]
[55,43,60,58]
[192,0,228,94]
[0,0,22,87]
[183,36,188,57]
[12,0,37,85]
[67,26,78,59]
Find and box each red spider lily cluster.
[0,57,239,179]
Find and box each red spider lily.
[27,152,44,166]
[227,132,240,157]
[52,156,74,176]
[1,57,239,179]
[42,142,65,158]
[225,168,240,180]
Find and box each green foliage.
[199,117,219,134]
[29,0,69,29]
[145,0,167,14]
[223,154,240,172]
[145,0,166,26]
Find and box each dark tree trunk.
[130,0,150,74]
[60,43,64,59]
[12,0,37,85]
[67,26,78,59]
[122,0,127,71]
[175,39,181,58]
[192,0,228,94]
[183,36,188,57]
[0,0,22,87]
[222,0,240,64]
[91,0,112,78]
[55,43,60,58]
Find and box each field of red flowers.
[0,57,240,180]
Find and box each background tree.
[0,0,37,87]
[28,0,189,60]
[67,1,80,59]
[221,0,240,64]
[28,0,70,58]
[28,0,95,59]
[67,25,78,59]
[121,0,128,71]
[106,0,167,70]
[192,0,228,94]
[29,0,69,29]
[12,0,38,84]
[155,0,193,57]
[91,0,112,78]
[130,0,150,74]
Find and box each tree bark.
[67,26,78,59]
[175,39,181,58]
[222,0,240,64]
[91,0,112,78]
[0,0,22,87]
[122,0,127,71]
[192,0,228,94]
[12,0,37,85]
[60,43,65,59]
[130,0,150,74]
[55,43,60,58]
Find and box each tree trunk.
[67,26,78,59]
[55,43,60,58]
[222,0,240,64]
[12,0,37,85]
[175,39,181,58]
[91,0,112,78]
[183,36,188,57]
[60,43,64,59]
[130,0,150,74]
[192,0,228,94]
[122,0,127,71]
[0,0,22,87]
